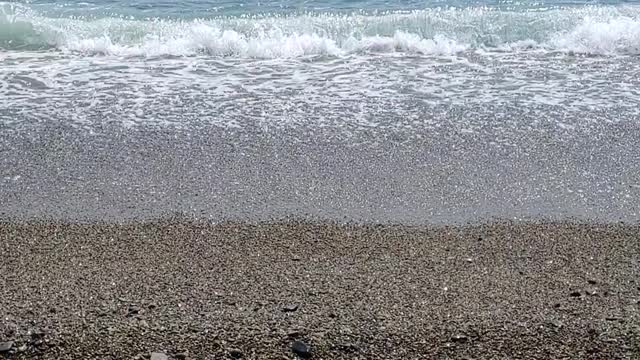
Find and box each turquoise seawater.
[17,0,637,18]
[1,0,640,129]
[3,0,640,54]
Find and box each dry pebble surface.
[0,220,639,359]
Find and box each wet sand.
[1,220,638,359]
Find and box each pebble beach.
[1,220,638,359]
[3,0,640,358]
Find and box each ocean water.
[2,0,640,131]
[1,0,639,222]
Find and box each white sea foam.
[3,3,640,57]
[60,29,467,57]
[2,2,640,131]
[550,16,640,55]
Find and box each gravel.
[0,220,638,359]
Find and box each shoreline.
[3,123,639,224]
[0,220,638,359]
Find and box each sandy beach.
[0,220,638,359]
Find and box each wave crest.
[2,3,640,57]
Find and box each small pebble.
[30,329,45,339]
[548,320,563,329]
[229,348,243,358]
[292,341,312,358]
[337,343,359,353]
[452,334,468,343]
[0,341,13,353]
[150,352,168,360]
[587,279,597,285]
[570,291,582,297]
[127,306,140,317]
[282,304,299,312]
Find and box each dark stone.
[553,303,561,308]
[477,236,483,241]
[127,306,140,317]
[148,304,157,310]
[282,304,299,312]
[229,348,243,358]
[30,329,45,340]
[292,256,301,261]
[328,312,337,319]
[452,334,468,343]
[292,341,312,358]
[0,342,13,353]
[587,279,597,285]
[587,347,600,354]
[570,291,582,297]
[547,320,563,329]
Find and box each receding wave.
[2,2,640,57]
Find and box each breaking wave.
[2,2,640,57]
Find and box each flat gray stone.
[0,341,14,352]
[150,352,168,360]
